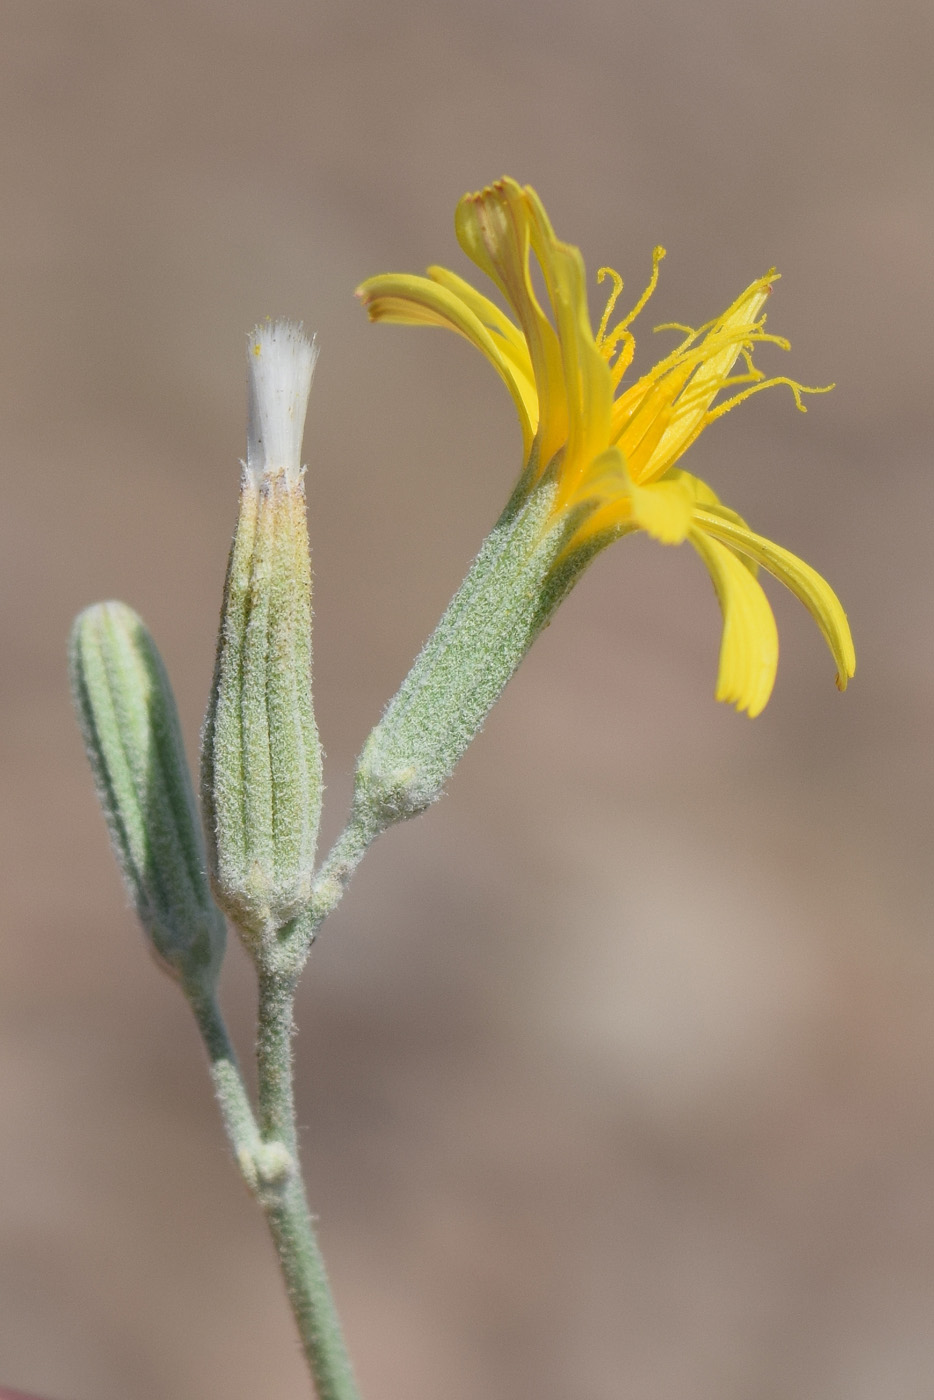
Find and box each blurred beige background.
[1,1,932,1397]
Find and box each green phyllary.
[69,600,226,989]
[200,321,324,957]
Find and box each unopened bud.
[201,321,323,953]
[69,601,226,987]
[354,481,577,823]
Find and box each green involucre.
[201,477,323,955]
[354,481,593,828]
[69,601,226,986]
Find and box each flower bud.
[200,321,323,952]
[353,480,586,825]
[69,601,226,987]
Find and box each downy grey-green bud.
[200,321,323,954]
[353,479,592,826]
[69,601,226,987]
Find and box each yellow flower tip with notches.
[356,177,855,718]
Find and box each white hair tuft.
[245,320,318,486]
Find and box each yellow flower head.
[357,177,854,716]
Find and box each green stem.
[189,978,360,1400]
[187,984,263,1167]
[264,1176,361,1400]
[255,968,361,1400]
[282,805,382,968]
[257,966,300,1152]
[310,806,381,920]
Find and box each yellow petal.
[551,448,633,551]
[427,265,530,362]
[558,450,694,552]
[690,529,779,717]
[668,469,758,573]
[629,474,695,544]
[652,276,775,463]
[693,509,856,689]
[455,180,568,470]
[674,276,774,403]
[357,271,538,455]
[668,467,725,511]
[525,188,614,497]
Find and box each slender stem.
[282,804,382,968]
[190,799,384,1398]
[254,967,361,1400]
[264,1176,361,1400]
[187,983,263,1165]
[189,977,360,1400]
[257,966,300,1152]
[310,805,381,920]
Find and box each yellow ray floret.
[357,177,855,716]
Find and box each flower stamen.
[704,376,836,423]
[596,267,624,346]
[613,244,666,336]
[654,321,698,339]
[608,332,637,390]
[597,247,667,388]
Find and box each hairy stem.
[257,966,300,1152]
[187,985,262,1166]
[255,971,360,1400]
[189,977,360,1400]
[263,1175,361,1400]
[280,805,382,969]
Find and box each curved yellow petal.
[668,469,758,573]
[558,450,693,551]
[552,448,634,551]
[525,188,614,502]
[427,265,529,361]
[690,529,779,717]
[357,271,538,455]
[629,474,694,544]
[427,265,539,434]
[455,180,568,470]
[693,509,855,690]
[667,467,725,511]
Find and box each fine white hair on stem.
[245,320,318,487]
